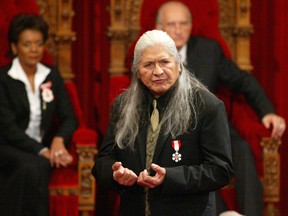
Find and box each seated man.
[155,1,286,216]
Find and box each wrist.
[39,147,49,155]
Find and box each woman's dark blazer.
[92,88,234,216]
[0,63,77,154]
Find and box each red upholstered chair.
[0,1,98,215]
[49,81,98,216]
[107,0,281,215]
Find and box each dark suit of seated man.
[155,1,286,216]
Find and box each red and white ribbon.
[172,140,182,162]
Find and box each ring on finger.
[54,150,64,157]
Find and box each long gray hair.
[114,30,207,149]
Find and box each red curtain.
[251,0,288,214]
[72,0,110,136]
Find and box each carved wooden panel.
[261,138,281,216]
[218,0,236,56]
[36,0,76,80]
[108,0,142,75]
[77,146,98,212]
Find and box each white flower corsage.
[40,81,54,109]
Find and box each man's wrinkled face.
[156,3,192,50]
[138,45,180,98]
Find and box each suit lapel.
[186,37,200,77]
[11,79,30,112]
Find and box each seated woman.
[0,14,77,216]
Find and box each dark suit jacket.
[93,87,234,216]
[0,63,77,154]
[186,36,275,119]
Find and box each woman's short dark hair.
[8,14,49,44]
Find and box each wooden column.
[218,0,253,72]
[234,0,253,72]
[37,0,76,80]
[108,0,142,76]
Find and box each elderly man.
[93,29,233,216]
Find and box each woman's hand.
[137,163,166,188]
[50,136,73,168]
[112,162,138,186]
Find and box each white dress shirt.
[178,44,188,65]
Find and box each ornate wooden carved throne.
[107,0,281,215]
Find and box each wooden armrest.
[260,137,281,216]
[72,127,98,214]
[76,144,98,213]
